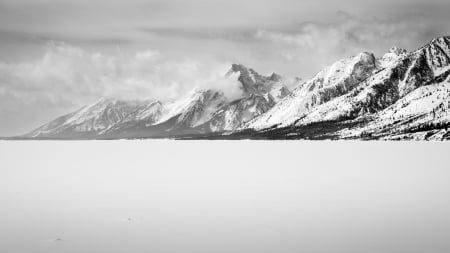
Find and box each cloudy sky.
[1,0,450,136]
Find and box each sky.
[1,0,450,136]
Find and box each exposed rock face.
[227,64,291,102]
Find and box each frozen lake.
[1,141,450,253]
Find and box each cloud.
[0,42,242,135]
[0,28,134,47]
[254,12,442,75]
[0,42,242,101]
[139,27,257,43]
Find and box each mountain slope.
[198,94,275,132]
[25,98,161,138]
[247,52,378,129]
[104,89,229,138]
[294,36,450,126]
[338,73,450,140]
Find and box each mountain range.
[22,36,450,140]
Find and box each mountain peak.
[379,47,407,68]
[94,96,115,104]
[355,52,377,65]
[269,72,282,82]
[388,47,408,55]
[230,63,249,72]
[227,63,260,80]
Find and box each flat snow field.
[1,140,450,253]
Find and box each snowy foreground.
[1,140,450,253]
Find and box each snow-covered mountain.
[226,64,291,102]
[247,52,378,129]
[104,89,230,138]
[338,78,450,140]
[244,36,450,140]
[25,64,292,138]
[293,37,450,125]
[199,94,276,132]
[25,98,163,138]
[23,36,450,140]
[197,64,296,132]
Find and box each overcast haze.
[1,0,450,136]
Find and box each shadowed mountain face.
[23,36,450,140]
